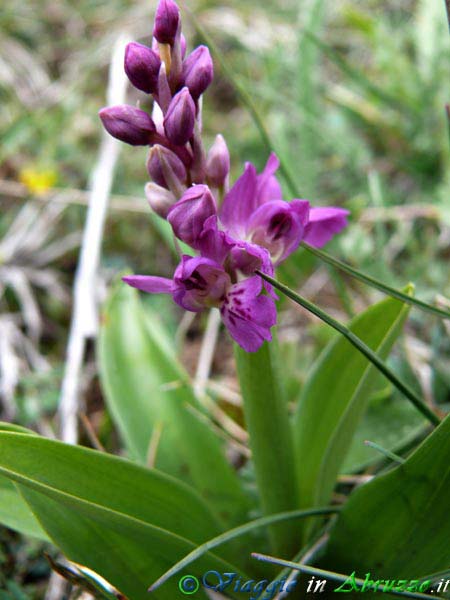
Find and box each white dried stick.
[58,35,129,444]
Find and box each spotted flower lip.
[123,253,276,352]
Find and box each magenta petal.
[122,275,173,294]
[290,199,310,226]
[197,216,234,263]
[303,207,350,248]
[167,184,217,248]
[221,277,277,352]
[256,152,283,205]
[220,162,258,235]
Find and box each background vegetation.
[0,0,449,596]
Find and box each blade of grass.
[252,554,441,599]
[364,440,405,464]
[256,271,440,427]
[301,243,450,321]
[148,506,338,593]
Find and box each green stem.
[234,341,299,557]
[301,243,450,321]
[256,271,440,427]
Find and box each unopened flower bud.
[147,145,186,195]
[180,34,187,58]
[153,0,180,45]
[163,87,195,146]
[167,184,217,247]
[99,105,155,146]
[182,46,214,100]
[206,134,230,188]
[145,181,177,218]
[124,42,161,94]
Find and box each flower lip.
[172,255,231,311]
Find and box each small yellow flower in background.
[19,167,57,196]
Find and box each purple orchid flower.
[303,206,350,248]
[99,0,350,353]
[123,253,276,352]
[220,153,349,264]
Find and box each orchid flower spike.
[99,0,350,352]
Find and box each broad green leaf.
[99,282,249,526]
[0,422,46,539]
[322,413,450,579]
[0,433,245,599]
[0,432,220,542]
[0,475,48,540]
[294,291,412,530]
[0,422,36,435]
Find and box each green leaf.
[322,413,450,579]
[0,422,36,435]
[294,292,412,531]
[0,422,47,539]
[0,433,244,599]
[99,281,249,526]
[0,475,48,540]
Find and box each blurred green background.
[0,0,449,596]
